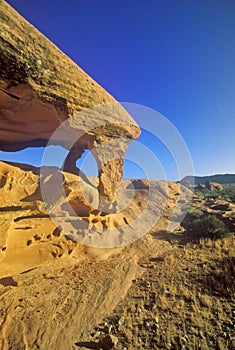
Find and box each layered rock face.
[0,1,140,204]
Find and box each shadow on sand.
[74,341,99,349]
[151,230,186,244]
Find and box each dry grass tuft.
[97,235,235,349]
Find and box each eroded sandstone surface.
[0,161,192,349]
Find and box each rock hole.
[101,220,108,229]
[0,277,18,287]
[82,218,90,224]
[123,217,129,225]
[33,234,41,241]
[91,218,98,223]
[91,209,100,215]
[52,228,61,237]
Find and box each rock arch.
[0,1,140,205]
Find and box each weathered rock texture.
[0,1,140,203]
[0,161,193,349]
[0,161,193,271]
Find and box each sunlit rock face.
[0,161,193,273]
[0,1,140,204]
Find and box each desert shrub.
[187,207,203,217]
[195,184,235,203]
[186,215,229,240]
[194,189,219,200]
[222,184,235,203]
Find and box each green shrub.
[187,207,203,217]
[186,215,229,240]
[222,184,235,203]
[194,184,235,203]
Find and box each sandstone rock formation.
[0,161,192,349]
[0,4,195,348]
[0,1,140,204]
[0,161,192,272]
[205,181,223,191]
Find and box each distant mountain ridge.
[180,174,235,185]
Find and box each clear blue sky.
[1,0,235,180]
